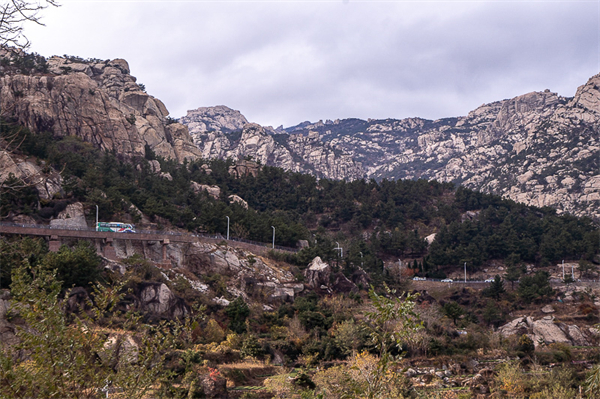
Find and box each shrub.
[240,335,264,359]
[225,297,250,334]
[41,241,102,288]
[493,362,526,398]
[516,334,535,356]
[203,319,226,344]
[586,364,600,398]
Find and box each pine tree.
[483,275,506,300]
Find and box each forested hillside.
[2,119,597,281]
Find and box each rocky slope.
[0,48,200,162]
[181,108,364,180]
[183,74,600,219]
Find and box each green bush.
[41,241,102,288]
[225,297,250,334]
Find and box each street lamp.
[271,226,275,249]
[335,242,343,258]
[226,216,230,240]
[95,205,99,231]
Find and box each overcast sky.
[26,0,599,128]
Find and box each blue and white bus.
[96,222,136,233]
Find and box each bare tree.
[0,0,59,50]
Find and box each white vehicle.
[413,277,426,281]
[484,278,495,283]
[441,278,453,283]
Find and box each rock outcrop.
[139,282,188,318]
[191,182,221,199]
[498,315,590,347]
[228,160,260,178]
[228,194,248,209]
[0,150,62,200]
[180,105,248,134]
[184,242,303,301]
[49,202,88,229]
[304,256,331,289]
[0,48,201,163]
[182,108,364,181]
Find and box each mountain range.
[181,75,600,220]
[0,48,597,220]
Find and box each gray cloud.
[27,0,599,127]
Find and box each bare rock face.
[228,194,248,209]
[0,150,62,200]
[183,111,365,181]
[332,272,357,293]
[102,333,139,367]
[0,49,200,163]
[498,315,590,347]
[49,202,88,229]
[184,242,302,301]
[351,268,371,289]
[139,282,188,318]
[180,105,248,134]
[191,182,221,199]
[65,287,90,313]
[200,373,228,399]
[279,74,600,219]
[229,159,260,178]
[304,256,331,289]
[541,305,555,314]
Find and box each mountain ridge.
[182,73,600,220]
[0,48,201,163]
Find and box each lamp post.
[464,262,467,283]
[95,205,99,231]
[226,216,230,240]
[271,226,275,249]
[335,242,343,258]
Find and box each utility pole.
[226,216,230,240]
[464,262,467,283]
[95,205,99,231]
[271,226,275,249]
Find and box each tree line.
[1,121,598,274]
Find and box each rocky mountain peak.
[182,110,365,181]
[180,105,249,134]
[0,50,201,163]
[184,73,599,219]
[570,73,600,115]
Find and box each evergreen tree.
[442,301,465,326]
[518,271,554,304]
[225,297,250,334]
[483,275,506,300]
[504,264,523,290]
